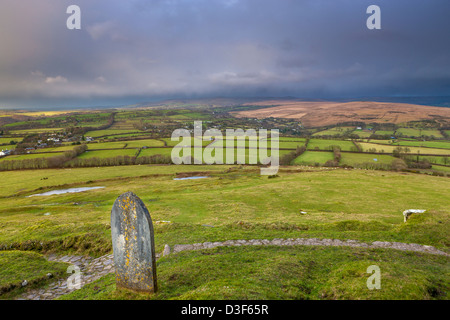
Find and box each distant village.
[0,130,94,158]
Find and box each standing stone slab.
[111,192,157,293]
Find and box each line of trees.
[0,149,173,171]
[66,154,172,168]
[279,144,307,165]
[0,144,87,171]
[392,146,432,169]
[325,146,342,167]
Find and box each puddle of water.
[173,176,210,181]
[28,187,105,197]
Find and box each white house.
[0,149,11,157]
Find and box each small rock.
[46,273,53,278]
[22,280,28,287]
[163,244,171,256]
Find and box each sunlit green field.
[374,130,395,136]
[390,140,450,149]
[351,130,373,138]
[0,137,23,144]
[312,127,354,136]
[307,139,356,151]
[397,128,443,138]
[359,142,450,155]
[76,149,139,159]
[340,153,395,166]
[293,151,334,165]
[0,152,66,161]
[1,166,449,251]
[85,129,142,138]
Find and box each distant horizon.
[1,95,450,112]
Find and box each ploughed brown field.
[231,100,450,127]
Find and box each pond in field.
[173,176,210,181]
[27,187,105,197]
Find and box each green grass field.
[397,128,444,138]
[138,148,173,157]
[312,127,354,136]
[406,155,450,165]
[391,140,450,149]
[85,129,142,138]
[0,144,16,150]
[60,245,449,300]
[359,142,450,155]
[77,149,138,159]
[123,139,165,148]
[0,163,449,299]
[87,141,128,150]
[102,133,151,140]
[351,130,373,138]
[170,146,292,164]
[340,153,395,166]
[293,151,334,165]
[274,137,307,142]
[432,165,450,172]
[1,166,448,248]
[0,137,23,144]
[308,139,357,152]
[0,251,68,298]
[8,128,64,134]
[162,137,212,147]
[278,140,307,149]
[374,130,395,136]
[33,145,78,153]
[0,152,66,161]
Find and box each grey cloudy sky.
[0,0,449,109]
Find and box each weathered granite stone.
[111,192,157,293]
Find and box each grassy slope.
[60,246,449,300]
[0,251,68,298]
[1,167,448,257]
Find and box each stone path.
[166,238,449,257]
[16,237,449,300]
[16,254,116,300]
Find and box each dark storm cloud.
[0,0,449,108]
